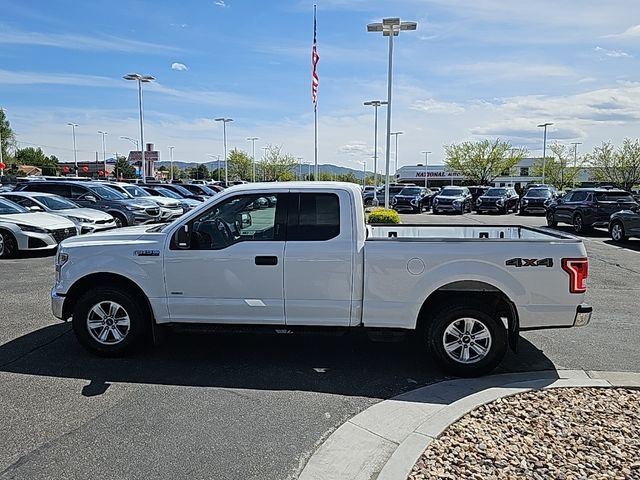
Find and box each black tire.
[610,220,628,243]
[572,213,587,234]
[111,212,128,228]
[0,230,18,259]
[425,303,508,377]
[72,287,148,356]
[546,211,557,227]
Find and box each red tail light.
[562,258,588,293]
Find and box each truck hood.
[0,212,75,229]
[61,224,157,246]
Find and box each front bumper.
[80,221,117,234]
[159,207,183,221]
[51,290,65,319]
[433,204,461,212]
[573,304,592,327]
[130,210,161,225]
[477,204,503,212]
[520,204,547,214]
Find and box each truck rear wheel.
[425,303,507,377]
[72,287,148,356]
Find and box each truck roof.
[224,181,364,195]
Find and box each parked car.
[16,181,161,228]
[476,187,519,214]
[0,197,78,258]
[519,188,554,215]
[157,183,208,202]
[52,183,592,377]
[392,186,432,213]
[180,183,219,198]
[609,208,640,243]
[0,192,116,234]
[363,185,409,206]
[432,186,473,214]
[142,186,201,212]
[107,182,184,222]
[546,188,639,233]
[467,186,490,209]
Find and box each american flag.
[312,6,319,110]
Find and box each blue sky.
[1,0,639,171]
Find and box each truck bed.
[367,224,579,242]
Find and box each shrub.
[367,208,401,224]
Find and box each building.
[127,143,159,177]
[396,158,594,189]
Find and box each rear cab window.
[287,193,340,241]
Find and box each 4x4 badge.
[505,257,553,268]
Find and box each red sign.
[82,166,89,173]
[0,162,5,170]
[63,166,70,173]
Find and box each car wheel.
[72,287,148,356]
[425,303,507,377]
[572,213,586,234]
[111,212,128,228]
[0,230,18,259]
[546,211,558,227]
[610,221,628,243]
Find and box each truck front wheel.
[425,304,507,377]
[72,287,148,356]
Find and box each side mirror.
[241,213,252,228]
[175,224,191,249]
[84,195,97,203]
[29,205,44,212]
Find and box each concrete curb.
[298,370,640,480]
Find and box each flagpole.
[313,4,319,181]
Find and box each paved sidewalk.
[298,370,640,480]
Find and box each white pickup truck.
[52,182,591,376]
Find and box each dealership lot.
[1,211,639,479]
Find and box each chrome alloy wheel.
[442,317,492,364]
[611,222,624,241]
[86,301,130,345]
[0,234,4,257]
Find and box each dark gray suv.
[17,181,161,227]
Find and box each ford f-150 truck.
[52,183,591,376]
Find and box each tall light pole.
[123,73,155,182]
[297,157,303,181]
[361,160,366,188]
[391,131,404,175]
[537,122,553,184]
[215,118,233,186]
[168,146,175,182]
[247,136,259,182]
[368,17,417,208]
[363,100,388,197]
[208,154,221,182]
[120,136,139,150]
[67,123,79,174]
[98,130,108,175]
[0,107,5,177]
[571,142,582,189]
[421,151,431,188]
[261,146,269,181]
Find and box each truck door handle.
[255,256,278,266]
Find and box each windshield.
[525,189,552,198]
[486,188,507,196]
[171,185,194,197]
[399,187,423,195]
[155,187,183,199]
[194,185,217,196]
[123,185,151,198]
[440,188,464,196]
[36,196,79,210]
[595,191,635,202]
[0,198,29,214]
[91,185,127,200]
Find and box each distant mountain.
[154,161,374,179]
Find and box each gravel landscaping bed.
[409,387,640,480]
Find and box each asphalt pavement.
[1,212,638,479]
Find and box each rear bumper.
[51,290,65,319]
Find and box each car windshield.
[91,185,127,200]
[440,188,463,196]
[399,187,422,195]
[171,185,194,197]
[155,187,183,199]
[0,198,29,214]
[486,188,507,196]
[526,189,552,198]
[36,196,79,210]
[197,185,217,196]
[123,185,151,198]
[595,191,634,202]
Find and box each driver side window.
[181,193,282,250]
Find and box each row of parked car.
[0,177,226,258]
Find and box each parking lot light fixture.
[367,17,417,208]
[98,131,108,175]
[571,142,582,189]
[67,123,79,173]
[537,122,553,184]
[247,137,259,182]
[123,73,155,182]
[168,146,175,182]
[421,151,431,188]
[363,100,388,197]
[391,131,404,174]
[215,118,233,186]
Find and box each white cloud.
[337,142,371,156]
[594,46,632,58]
[214,0,228,7]
[604,24,640,38]
[171,62,188,71]
[0,26,182,54]
[439,62,576,82]
[411,99,465,115]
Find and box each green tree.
[0,109,16,165]
[227,148,254,181]
[588,139,640,191]
[14,147,58,175]
[257,145,298,181]
[114,155,136,179]
[190,163,210,180]
[444,139,526,185]
[532,143,584,190]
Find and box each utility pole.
[537,122,553,184]
[570,142,582,189]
